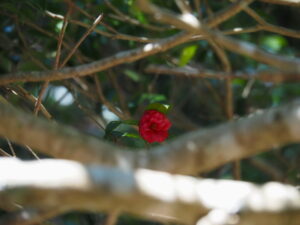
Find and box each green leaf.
[260,35,287,52]
[146,103,171,114]
[139,93,166,103]
[122,133,141,139]
[124,70,141,82]
[105,121,122,134]
[179,45,198,66]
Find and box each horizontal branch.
[1,98,300,175]
[145,64,300,83]
[259,0,300,6]
[1,158,300,224]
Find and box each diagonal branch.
[0,32,191,85]
[0,99,300,175]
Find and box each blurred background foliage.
[0,0,300,224]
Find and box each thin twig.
[9,86,52,119]
[105,0,167,32]
[46,10,157,43]
[25,145,40,160]
[60,13,104,68]
[104,210,120,225]
[243,6,300,39]
[34,5,72,116]
[249,157,285,182]
[73,98,106,130]
[5,137,16,157]
[193,0,202,18]
[93,75,126,120]
[108,70,130,117]
[0,148,12,157]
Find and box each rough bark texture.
[0,100,300,175]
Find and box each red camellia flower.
[139,109,171,143]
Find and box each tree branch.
[259,0,300,6]
[0,32,190,85]
[1,98,300,175]
[0,158,299,224]
[144,64,300,83]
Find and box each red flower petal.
[138,110,171,143]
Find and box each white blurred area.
[51,86,74,106]
[102,105,119,122]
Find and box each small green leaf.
[124,70,141,82]
[146,103,171,114]
[260,35,287,52]
[179,45,198,66]
[105,121,122,134]
[139,93,166,103]
[122,133,141,139]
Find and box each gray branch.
[0,100,300,175]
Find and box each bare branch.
[60,13,104,68]
[0,32,191,85]
[145,64,300,83]
[1,99,300,175]
[259,0,300,6]
[244,7,300,39]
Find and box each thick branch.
[1,100,300,175]
[1,158,300,224]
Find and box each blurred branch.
[0,158,300,225]
[259,0,300,6]
[1,99,300,175]
[0,32,191,84]
[93,75,127,120]
[46,10,157,43]
[0,148,12,157]
[0,207,67,225]
[104,0,167,32]
[144,64,300,83]
[248,157,285,182]
[244,6,300,39]
[60,14,104,68]
[10,86,51,119]
[34,5,71,116]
